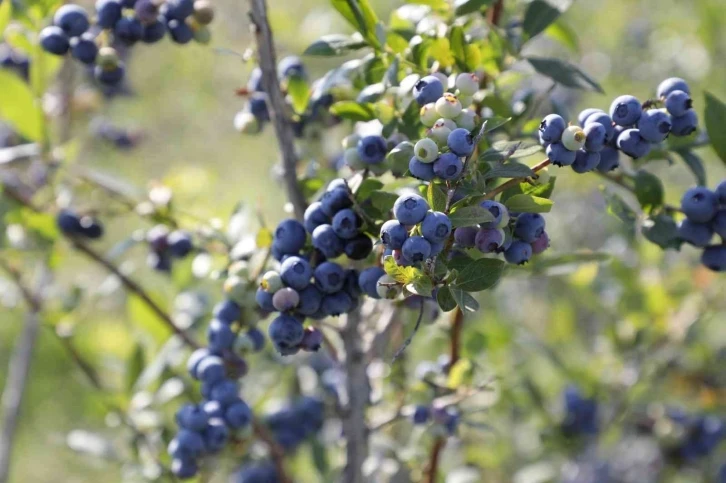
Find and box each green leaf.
[0,70,43,141]
[642,214,681,250]
[676,150,706,186]
[704,91,726,165]
[127,294,173,343]
[544,21,580,53]
[126,344,145,393]
[452,258,505,292]
[436,286,457,312]
[287,75,310,114]
[0,0,12,34]
[405,0,449,10]
[387,140,413,177]
[633,170,664,210]
[450,287,479,312]
[356,178,384,201]
[449,205,495,227]
[369,190,399,214]
[447,358,473,388]
[523,0,566,40]
[329,101,376,121]
[407,274,433,297]
[479,141,542,162]
[383,56,400,87]
[454,0,494,16]
[256,226,273,248]
[603,189,636,233]
[525,56,604,93]
[330,0,381,48]
[303,34,368,56]
[482,162,535,180]
[383,255,422,284]
[504,194,553,213]
[449,25,468,71]
[427,183,448,212]
[482,117,512,133]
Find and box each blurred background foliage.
[1,0,726,481]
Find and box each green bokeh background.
[2,0,726,481]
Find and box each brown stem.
[482,158,551,201]
[248,0,307,220]
[424,437,445,483]
[449,308,464,367]
[252,420,292,483]
[486,0,504,26]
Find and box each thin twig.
[486,0,504,26]
[248,0,307,220]
[449,307,464,367]
[252,420,291,483]
[482,158,551,201]
[424,437,445,483]
[392,298,425,361]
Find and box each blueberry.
[717,181,726,204]
[475,228,504,253]
[193,0,215,25]
[561,126,586,151]
[455,73,479,96]
[447,128,475,157]
[453,226,478,248]
[584,112,615,143]
[274,219,307,254]
[320,186,352,216]
[96,0,123,29]
[80,217,104,239]
[681,187,719,223]
[171,458,198,479]
[39,26,70,55]
[272,287,300,312]
[578,108,604,126]
[530,231,550,255]
[616,129,651,159]
[402,236,432,262]
[57,210,82,234]
[393,249,412,266]
[433,152,463,180]
[187,348,210,379]
[321,291,354,316]
[304,202,330,234]
[163,0,194,20]
[95,63,125,85]
[420,103,439,127]
[413,75,445,105]
[571,150,601,174]
[713,211,726,238]
[657,77,690,99]
[207,319,235,352]
[637,109,672,143]
[168,230,194,258]
[358,267,385,298]
[213,299,240,324]
[409,157,436,181]
[357,135,387,164]
[514,213,545,242]
[701,246,726,272]
[393,194,429,225]
[210,380,239,406]
[247,67,265,92]
[197,355,225,384]
[380,220,408,249]
[609,124,627,148]
[279,256,312,290]
[135,0,159,24]
[114,16,144,44]
[678,219,713,247]
[203,418,229,453]
[435,93,462,119]
[479,200,509,228]
[583,123,606,152]
[344,234,373,260]
[504,241,532,265]
[421,211,451,243]
[596,147,620,172]
[413,405,430,424]
[546,142,576,167]
[331,209,359,240]
[237,463,279,483]
[246,327,266,351]
[539,114,566,143]
[142,19,166,43]
[54,5,90,37]
[277,55,306,79]
[255,287,275,312]
[225,400,253,428]
[300,327,323,351]
[168,19,194,44]
[314,262,345,294]
[609,95,642,126]
[175,404,209,431]
[670,110,698,137]
[414,137,439,163]
[268,314,304,353]
[168,429,205,459]
[312,224,344,259]
[70,33,98,64]
[664,90,692,117]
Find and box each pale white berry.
[414,138,439,163]
[455,109,477,131]
[376,274,401,299]
[260,271,283,293]
[344,148,366,170]
[455,73,479,96]
[435,93,463,119]
[420,103,439,127]
[562,125,586,151]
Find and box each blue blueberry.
[213,299,240,324]
[357,135,387,164]
[320,186,352,217]
[583,123,606,152]
[546,142,576,167]
[255,287,275,312]
[479,200,509,228]
[380,220,409,249]
[717,181,726,204]
[135,0,159,24]
[657,77,690,99]
[96,0,123,29]
[409,157,435,181]
[402,236,432,263]
[702,246,726,272]
[312,224,344,259]
[268,314,304,353]
[413,75,445,105]
[539,114,566,143]
[168,429,205,459]
[304,202,330,234]
[197,355,225,384]
[393,249,412,267]
[531,231,550,255]
[358,267,385,299]
[203,418,229,453]
[514,213,545,242]
[300,327,323,351]
[504,241,532,265]
[433,152,463,180]
[115,16,144,44]
[225,400,253,429]
[609,124,627,148]
[681,187,719,223]
[208,319,236,352]
[475,228,503,253]
[247,93,269,123]
[163,0,194,20]
[274,219,306,254]
[664,90,692,117]
[571,150,601,174]
[578,108,604,126]
[332,209,359,240]
[280,256,312,290]
[637,109,672,143]
[272,287,300,312]
[40,26,70,55]
[393,194,429,225]
[610,95,642,126]
[277,55,306,79]
[616,129,651,159]
[187,348,210,379]
[344,234,373,260]
[584,112,615,143]
[245,327,265,352]
[70,33,98,64]
[54,5,90,37]
[57,210,82,234]
[168,230,193,257]
[321,291,354,316]
[413,405,430,424]
[678,219,713,247]
[314,262,345,294]
[237,462,279,483]
[421,211,451,243]
[447,128,475,157]
[202,400,224,419]
[142,19,166,43]
[168,19,194,44]
[210,380,239,406]
[596,147,620,172]
[670,110,698,137]
[175,404,209,431]
[453,226,478,248]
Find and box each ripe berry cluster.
[411,404,460,435]
[145,224,194,272]
[540,77,698,172]
[56,209,105,239]
[660,410,725,462]
[560,386,598,437]
[40,0,214,85]
[454,201,549,266]
[677,181,726,272]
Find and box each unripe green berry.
[435,93,462,119]
[455,109,476,131]
[192,24,211,44]
[534,167,550,185]
[193,0,215,25]
[234,111,261,134]
[414,138,439,163]
[562,125,586,151]
[342,134,361,149]
[260,270,282,293]
[97,47,119,68]
[457,95,473,108]
[420,103,438,127]
[455,73,479,96]
[376,274,401,300]
[368,159,389,176]
[428,121,452,147]
[224,276,249,305]
[344,147,366,170]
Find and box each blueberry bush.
[1,0,726,481]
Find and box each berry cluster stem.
[482,158,552,201]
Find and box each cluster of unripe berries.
[145,224,194,272]
[40,0,214,85]
[56,209,105,239]
[539,77,698,172]
[677,181,726,272]
[454,200,549,265]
